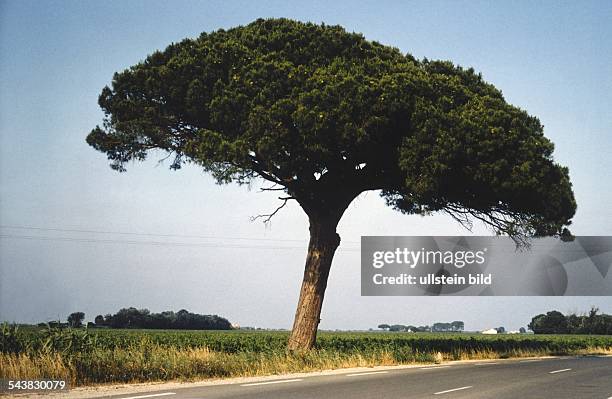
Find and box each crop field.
[34,328,612,354]
[2,326,611,386]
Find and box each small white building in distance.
[481,328,498,334]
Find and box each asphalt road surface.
[108,356,612,399]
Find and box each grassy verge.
[2,328,611,386]
[2,343,611,386]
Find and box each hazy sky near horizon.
[1,0,611,331]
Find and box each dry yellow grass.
[0,352,74,381]
[2,344,610,387]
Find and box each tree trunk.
[287,215,341,351]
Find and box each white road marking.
[119,393,176,399]
[549,368,572,374]
[433,386,473,395]
[475,362,500,366]
[420,365,451,370]
[346,371,388,377]
[241,379,303,387]
[519,359,542,363]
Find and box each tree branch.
[259,183,286,192]
[246,155,285,186]
[443,202,533,248]
[250,196,294,224]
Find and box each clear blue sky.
[1,0,611,330]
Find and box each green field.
[28,328,612,354]
[2,326,611,386]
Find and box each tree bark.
[287,215,341,351]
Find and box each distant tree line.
[42,312,86,328]
[40,309,233,330]
[377,321,464,332]
[92,308,233,330]
[529,308,612,335]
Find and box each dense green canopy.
[87,18,576,239]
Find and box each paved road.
[108,356,612,399]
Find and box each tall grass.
[0,343,400,385]
[2,326,611,386]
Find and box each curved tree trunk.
[287,215,341,351]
